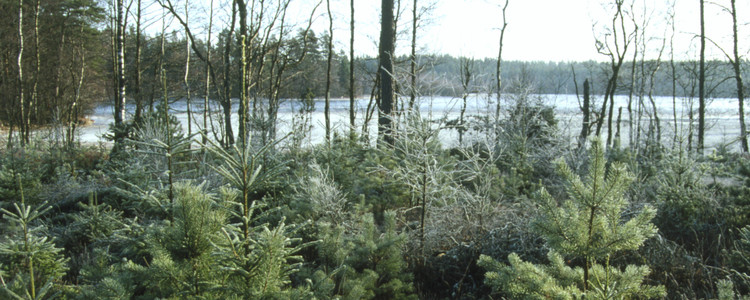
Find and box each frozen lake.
[75,94,745,150]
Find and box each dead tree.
[594,0,634,148]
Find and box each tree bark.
[579,79,591,148]
[204,0,214,147]
[236,0,249,147]
[325,0,333,143]
[184,0,192,138]
[730,0,748,152]
[495,0,509,124]
[223,1,236,147]
[698,0,706,153]
[409,0,418,110]
[114,0,127,146]
[349,0,355,138]
[134,0,143,123]
[17,0,26,146]
[378,0,395,145]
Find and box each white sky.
[310,0,750,62]
[146,0,750,62]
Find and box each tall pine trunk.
[378,0,395,145]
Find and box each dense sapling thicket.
[2,85,749,299]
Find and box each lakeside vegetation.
[1,0,750,298]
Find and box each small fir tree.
[479,139,665,299]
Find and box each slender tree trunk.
[378,0,395,145]
[134,0,143,123]
[223,1,236,147]
[239,34,248,146]
[495,0,509,124]
[669,12,678,145]
[616,106,623,145]
[698,0,706,153]
[204,0,214,147]
[325,0,333,143]
[349,0,355,138]
[17,0,26,146]
[628,31,637,148]
[114,0,127,145]
[579,79,591,148]
[184,0,192,138]
[236,0,249,147]
[730,0,748,152]
[459,57,473,145]
[409,0,417,110]
[69,41,85,148]
[31,0,40,140]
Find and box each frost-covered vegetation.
[1,91,750,299]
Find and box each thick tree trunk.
[378,0,395,145]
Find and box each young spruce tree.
[479,139,665,299]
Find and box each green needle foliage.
[306,210,416,300]
[479,139,665,299]
[0,199,68,299]
[204,134,288,240]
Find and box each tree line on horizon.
[1,0,749,152]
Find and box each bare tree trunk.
[628,30,637,148]
[17,0,26,146]
[114,0,127,146]
[730,0,748,152]
[698,0,706,153]
[31,0,40,140]
[615,106,623,145]
[362,74,379,144]
[594,0,632,148]
[579,79,591,148]
[204,0,214,147]
[184,0,192,138]
[459,57,473,145]
[648,36,667,146]
[670,6,677,146]
[222,1,237,147]
[134,0,143,123]
[324,0,333,143]
[378,0,395,145]
[408,0,418,110]
[495,0,509,124]
[349,0,355,138]
[69,36,85,148]
[236,0,249,147]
